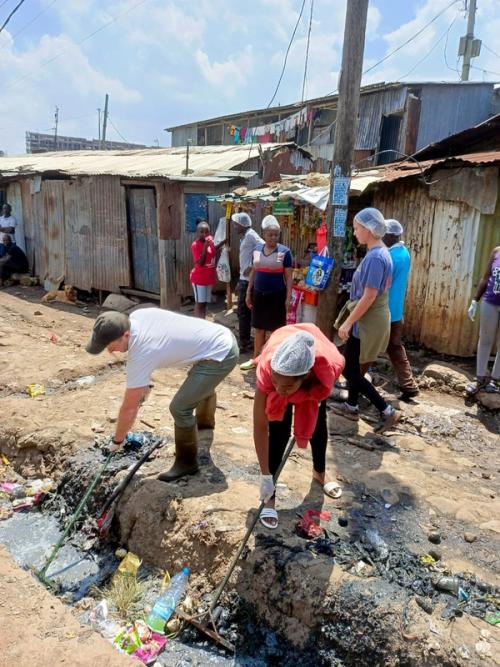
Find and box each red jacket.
[256,323,345,448]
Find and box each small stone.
[34,310,43,316]
[107,415,117,423]
[91,422,105,433]
[464,531,478,543]
[428,532,441,545]
[481,471,492,480]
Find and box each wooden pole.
[315,0,369,338]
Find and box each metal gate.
[127,187,160,294]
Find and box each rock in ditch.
[422,363,470,390]
[477,391,500,411]
[464,531,478,543]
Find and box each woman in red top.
[253,324,345,528]
[190,221,216,319]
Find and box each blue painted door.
[127,187,160,294]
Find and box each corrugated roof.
[0,143,301,182]
[166,81,496,131]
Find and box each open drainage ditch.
[1,432,499,666]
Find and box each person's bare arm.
[112,386,149,443]
[198,239,209,266]
[284,267,293,308]
[253,388,270,474]
[338,286,378,340]
[0,225,14,234]
[246,268,255,309]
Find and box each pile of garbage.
[83,550,192,665]
[0,476,54,520]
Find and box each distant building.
[26,131,147,154]
[166,81,500,168]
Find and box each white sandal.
[259,507,279,529]
[323,481,343,499]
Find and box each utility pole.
[459,0,481,81]
[316,0,369,337]
[97,108,101,143]
[101,94,109,149]
[53,105,59,150]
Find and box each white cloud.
[195,46,254,91]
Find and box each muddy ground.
[0,286,499,666]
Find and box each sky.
[1,0,500,155]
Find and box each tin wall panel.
[373,179,482,356]
[42,181,66,289]
[90,175,130,291]
[64,179,93,291]
[6,182,26,254]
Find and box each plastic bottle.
[146,567,189,633]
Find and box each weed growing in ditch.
[99,576,147,619]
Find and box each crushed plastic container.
[146,567,189,633]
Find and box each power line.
[301,0,314,102]
[108,116,129,144]
[10,0,58,39]
[443,13,461,76]
[4,0,151,91]
[267,0,307,108]
[325,0,461,95]
[482,42,500,61]
[400,15,458,79]
[0,0,27,35]
[470,64,500,78]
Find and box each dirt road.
[0,286,499,666]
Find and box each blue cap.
[182,567,190,575]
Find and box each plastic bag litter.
[26,383,45,397]
[216,245,231,283]
[305,254,335,290]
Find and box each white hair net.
[271,331,316,377]
[231,212,252,228]
[385,218,404,235]
[354,207,386,239]
[261,214,280,230]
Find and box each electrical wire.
[325,0,461,96]
[400,15,457,79]
[482,43,500,61]
[268,0,307,108]
[470,64,500,78]
[301,0,314,102]
[108,116,129,144]
[0,0,26,35]
[4,0,151,91]
[443,13,461,76]
[10,0,58,39]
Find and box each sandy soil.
[0,286,499,666]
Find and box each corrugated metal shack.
[167,81,500,169]
[215,142,500,357]
[0,144,312,306]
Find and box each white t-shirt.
[239,228,263,280]
[126,308,234,388]
[0,215,17,243]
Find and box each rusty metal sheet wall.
[64,179,93,291]
[90,176,130,291]
[373,180,481,356]
[42,181,66,289]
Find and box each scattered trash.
[231,426,249,435]
[146,567,190,633]
[485,611,500,625]
[475,640,492,659]
[49,332,59,343]
[1,453,10,466]
[351,560,374,577]
[114,551,141,581]
[435,576,469,600]
[306,537,335,557]
[115,547,127,559]
[365,528,389,562]
[296,510,332,539]
[420,554,437,566]
[415,596,434,614]
[74,375,96,387]
[26,383,45,397]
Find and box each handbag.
[216,245,231,283]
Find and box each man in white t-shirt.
[0,204,18,258]
[86,308,239,481]
[231,212,263,352]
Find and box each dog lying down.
[41,285,78,304]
